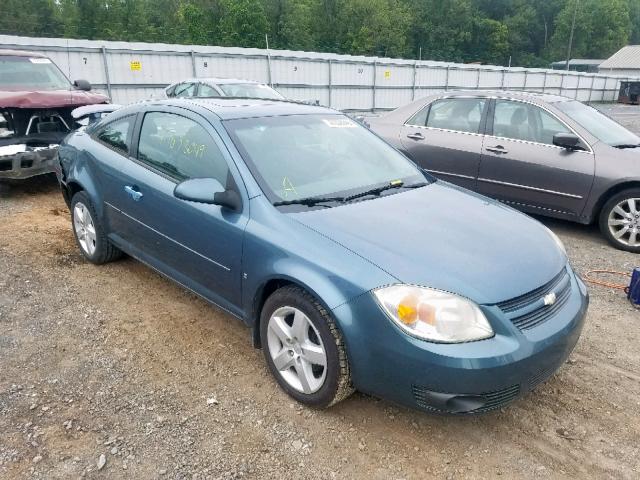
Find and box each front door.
[477,99,595,218]
[108,108,248,314]
[400,96,488,190]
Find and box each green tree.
[335,0,411,57]
[218,0,269,48]
[550,0,631,60]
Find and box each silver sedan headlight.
[373,285,494,343]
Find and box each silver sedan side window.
[493,100,571,145]
[424,98,486,134]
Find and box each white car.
[164,78,284,100]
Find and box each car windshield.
[225,114,426,204]
[556,100,640,147]
[0,56,71,90]
[218,83,284,100]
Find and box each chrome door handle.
[486,145,508,154]
[124,185,143,201]
[407,132,425,141]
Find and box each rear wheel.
[599,189,640,253]
[260,286,353,408]
[70,191,122,264]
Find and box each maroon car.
[0,49,108,179]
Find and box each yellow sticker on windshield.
[322,118,357,128]
[282,177,297,198]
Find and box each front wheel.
[260,286,353,408]
[70,191,122,264]
[599,189,640,253]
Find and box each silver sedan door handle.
[486,145,508,154]
[407,132,425,141]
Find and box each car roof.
[426,89,572,104]
[173,77,266,86]
[113,98,338,121]
[0,49,48,58]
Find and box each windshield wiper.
[273,195,346,208]
[344,181,427,202]
[613,143,640,149]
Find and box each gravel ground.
[1,105,639,479]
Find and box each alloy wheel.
[73,202,97,256]
[266,306,327,394]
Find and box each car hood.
[289,182,566,305]
[0,89,108,108]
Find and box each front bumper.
[332,266,589,414]
[0,143,58,179]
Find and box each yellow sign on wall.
[384,70,391,79]
[130,61,142,71]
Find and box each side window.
[406,106,429,127]
[426,98,486,134]
[96,116,133,154]
[493,100,571,145]
[538,108,572,145]
[165,84,176,97]
[174,82,196,98]
[197,84,221,97]
[137,112,230,185]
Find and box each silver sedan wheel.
[608,198,640,247]
[73,202,97,256]
[266,306,327,394]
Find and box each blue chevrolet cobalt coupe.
[56,98,588,414]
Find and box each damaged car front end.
[0,49,109,180]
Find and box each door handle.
[124,185,143,201]
[485,145,508,154]
[407,132,425,141]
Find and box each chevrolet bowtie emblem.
[543,292,557,306]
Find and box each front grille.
[412,384,521,414]
[496,268,571,331]
[526,362,561,392]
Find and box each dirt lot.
[1,106,640,480]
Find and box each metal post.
[328,59,332,108]
[500,69,506,89]
[412,61,418,100]
[565,0,580,70]
[265,34,273,87]
[101,46,112,101]
[476,68,481,89]
[560,73,565,96]
[542,71,548,93]
[523,70,528,91]
[372,59,377,112]
[588,74,595,103]
[445,66,450,90]
[190,50,197,77]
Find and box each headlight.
[373,285,494,343]
[544,226,567,257]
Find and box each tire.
[260,286,354,408]
[599,188,640,253]
[70,191,122,264]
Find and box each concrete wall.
[2,34,636,110]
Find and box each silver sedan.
[369,90,640,253]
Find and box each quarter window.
[137,112,230,184]
[407,106,429,127]
[493,100,571,145]
[197,84,221,97]
[174,82,196,98]
[425,98,486,134]
[96,116,133,154]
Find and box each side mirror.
[74,79,92,91]
[174,178,241,211]
[553,132,582,150]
